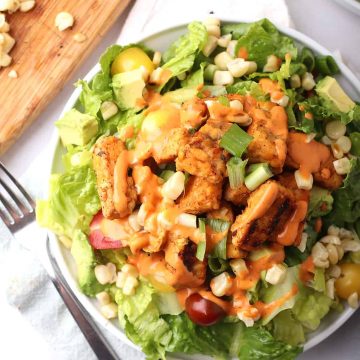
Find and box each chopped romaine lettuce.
[292,287,332,331]
[234,19,297,68]
[162,22,207,83]
[227,80,267,100]
[272,310,305,346]
[325,158,360,228]
[308,186,334,218]
[37,165,100,237]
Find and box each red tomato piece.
[185,293,226,326]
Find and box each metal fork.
[0,161,120,360]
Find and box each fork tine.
[0,161,35,210]
[0,192,22,223]
[0,177,31,216]
[0,207,12,227]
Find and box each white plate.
[334,0,360,16]
[47,18,360,357]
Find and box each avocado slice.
[55,108,98,146]
[316,76,355,113]
[71,230,104,296]
[112,68,145,110]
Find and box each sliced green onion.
[315,55,340,75]
[220,124,253,158]
[204,64,218,82]
[196,218,207,261]
[227,157,248,188]
[208,257,230,275]
[244,163,273,191]
[212,237,227,260]
[160,170,175,181]
[300,47,315,72]
[247,162,267,174]
[218,95,230,107]
[207,218,230,233]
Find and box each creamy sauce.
[277,201,308,246]
[259,78,284,100]
[287,132,331,178]
[131,251,204,288]
[248,181,279,221]
[113,151,130,215]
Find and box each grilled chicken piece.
[176,132,227,183]
[314,156,343,190]
[285,132,343,190]
[286,150,343,190]
[165,238,206,288]
[93,136,137,219]
[152,127,189,164]
[180,97,208,130]
[276,172,310,202]
[199,120,232,141]
[247,105,288,173]
[177,176,222,214]
[231,180,296,251]
[224,182,252,207]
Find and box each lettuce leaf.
[292,287,332,331]
[37,165,101,237]
[162,22,207,81]
[115,280,172,359]
[237,325,302,360]
[260,267,299,324]
[325,158,360,227]
[76,80,112,117]
[308,186,334,218]
[234,19,297,68]
[272,310,305,347]
[227,80,268,100]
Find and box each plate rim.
[46,17,360,355]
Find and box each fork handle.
[46,240,120,360]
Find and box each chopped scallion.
[208,257,229,275]
[247,162,267,174]
[212,237,227,260]
[220,124,253,158]
[160,170,175,181]
[207,218,230,233]
[244,163,273,191]
[196,218,207,261]
[227,157,248,188]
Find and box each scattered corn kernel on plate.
[38,17,360,360]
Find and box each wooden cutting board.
[0,0,132,154]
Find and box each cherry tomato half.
[335,263,360,299]
[185,293,226,326]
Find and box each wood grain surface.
[0,0,132,154]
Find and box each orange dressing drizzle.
[277,201,308,246]
[287,132,330,178]
[255,284,298,317]
[299,256,315,284]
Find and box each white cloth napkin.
[0,1,290,359]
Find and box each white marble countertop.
[1,0,360,359]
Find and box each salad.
[38,18,360,360]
